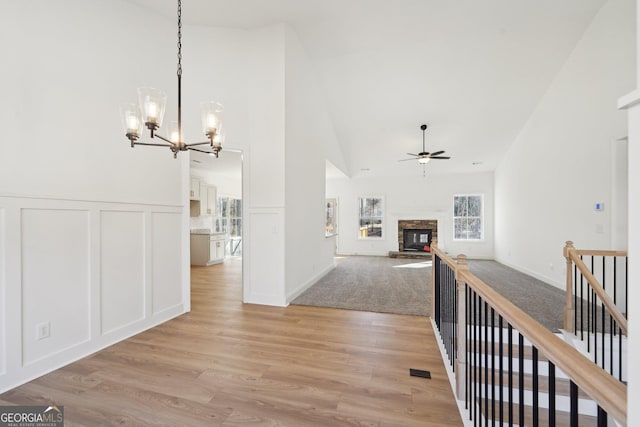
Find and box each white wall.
[0,0,189,392]
[494,0,635,288]
[283,26,343,301]
[327,172,494,259]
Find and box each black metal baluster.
[484,301,489,425]
[473,291,478,426]
[532,346,539,427]
[499,316,504,426]
[435,255,441,329]
[454,268,458,369]
[491,308,495,427]
[508,324,513,427]
[618,324,623,382]
[597,406,608,427]
[579,261,584,340]
[625,256,628,318]
[587,277,591,353]
[518,333,524,427]
[549,362,556,427]
[570,381,578,427]
[573,263,578,338]
[601,257,606,369]
[613,257,618,338]
[466,285,470,412]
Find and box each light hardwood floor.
[1,258,462,426]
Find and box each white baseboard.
[493,256,562,290]
[286,260,336,303]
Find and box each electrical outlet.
[36,321,50,340]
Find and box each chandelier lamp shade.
[120,0,224,158]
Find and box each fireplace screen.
[403,229,432,251]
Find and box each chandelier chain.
[177,0,182,77]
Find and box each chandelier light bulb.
[120,103,142,141]
[137,87,167,129]
[201,101,223,138]
[169,122,180,143]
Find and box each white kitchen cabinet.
[190,177,200,200]
[199,184,217,216]
[190,232,226,266]
[210,235,225,262]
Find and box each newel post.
[430,237,438,320]
[455,254,469,400]
[563,241,575,332]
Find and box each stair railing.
[563,241,627,381]
[431,239,627,426]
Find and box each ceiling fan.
[399,124,451,164]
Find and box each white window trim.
[453,193,484,242]
[357,195,385,240]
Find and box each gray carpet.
[292,256,431,316]
[291,256,566,331]
[467,260,565,331]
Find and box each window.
[358,196,383,239]
[453,194,483,240]
[325,198,338,236]
[215,196,242,255]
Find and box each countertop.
[190,229,226,236]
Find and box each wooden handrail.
[431,244,627,425]
[563,241,628,335]
[459,269,626,425]
[574,249,628,257]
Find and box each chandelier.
[120,0,224,159]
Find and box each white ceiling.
[127,0,607,177]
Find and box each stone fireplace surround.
[389,219,438,258]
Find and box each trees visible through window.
[454,194,483,240]
[325,198,338,236]
[215,196,242,255]
[358,196,383,239]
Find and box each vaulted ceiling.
[126,0,608,177]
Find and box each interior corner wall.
[327,172,494,259]
[0,0,189,392]
[283,26,342,300]
[622,0,639,420]
[494,0,635,289]
[243,25,287,306]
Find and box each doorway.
[189,149,243,283]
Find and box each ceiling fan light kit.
[399,124,451,167]
[120,0,225,159]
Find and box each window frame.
[325,198,338,237]
[453,194,484,242]
[357,195,384,240]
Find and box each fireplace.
[390,219,438,258]
[395,219,438,256]
[402,229,432,252]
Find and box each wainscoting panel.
[0,207,5,376]
[245,208,286,306]
[21,208,91,365]
[100,211,145,334]
[0,195,187,393]
[151,212,183,314]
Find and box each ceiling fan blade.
[430,150,445,157]
[406,153,419,157]
[430,156,451,160]
[398,158,418,162]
